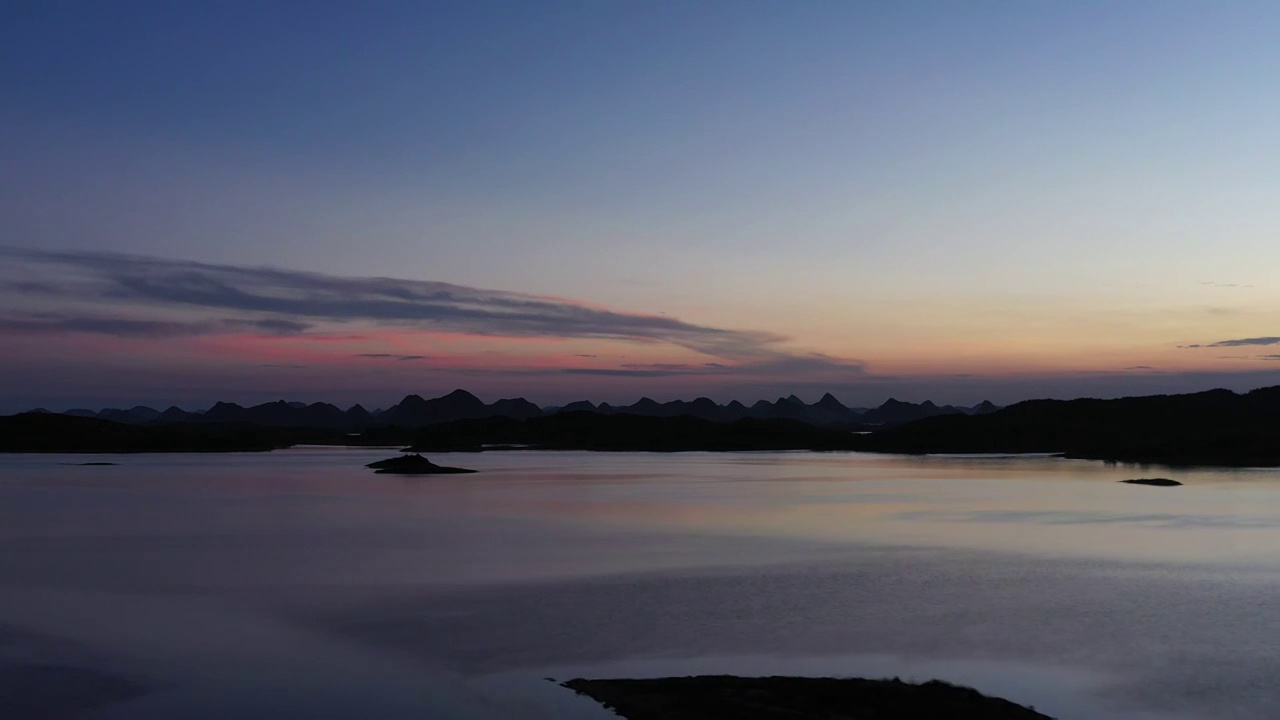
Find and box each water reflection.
[0,449,1278,718]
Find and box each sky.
[3,1,1280,412]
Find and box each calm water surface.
[2,448,1280,718]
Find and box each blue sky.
[3,1,1280,410]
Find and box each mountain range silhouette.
[41,389,997,431]
[11,386,1280,466]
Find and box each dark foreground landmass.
[0,413,348,453]
[406,413,861,453]
[365,453,476,474]
[561,676,1053,720]
[856,386,1280,466]
[0,411,857,454]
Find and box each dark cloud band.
[0,315,309,338]
[0,247,864,374]
[1181,337,1280,349]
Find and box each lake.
[2,448,1279,719]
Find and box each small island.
[365,453,476,475]
[1120,478,1182,487]
[562,676,1053,719]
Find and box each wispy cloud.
[1181,337,1280,349]
[0,247,864,373]
[1207,337,1280,348]
[1199,281,1256,289]
[0,315,308,338]
[621,363,696,371]
[553,353,867,378]
[562,367,694,378]
[356,353,428,361]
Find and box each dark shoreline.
[9,385,1280,468]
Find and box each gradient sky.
[4,1,1280,412]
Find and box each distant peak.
[816,392,846,409]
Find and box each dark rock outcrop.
[365,453,476,475]
[1121,478,1182,487]
[561,676,1053,720]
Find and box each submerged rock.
[365,453,476,475]
[562,676,1053,719]
[1120,478,1182,487]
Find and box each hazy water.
[3,449,1280,719]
